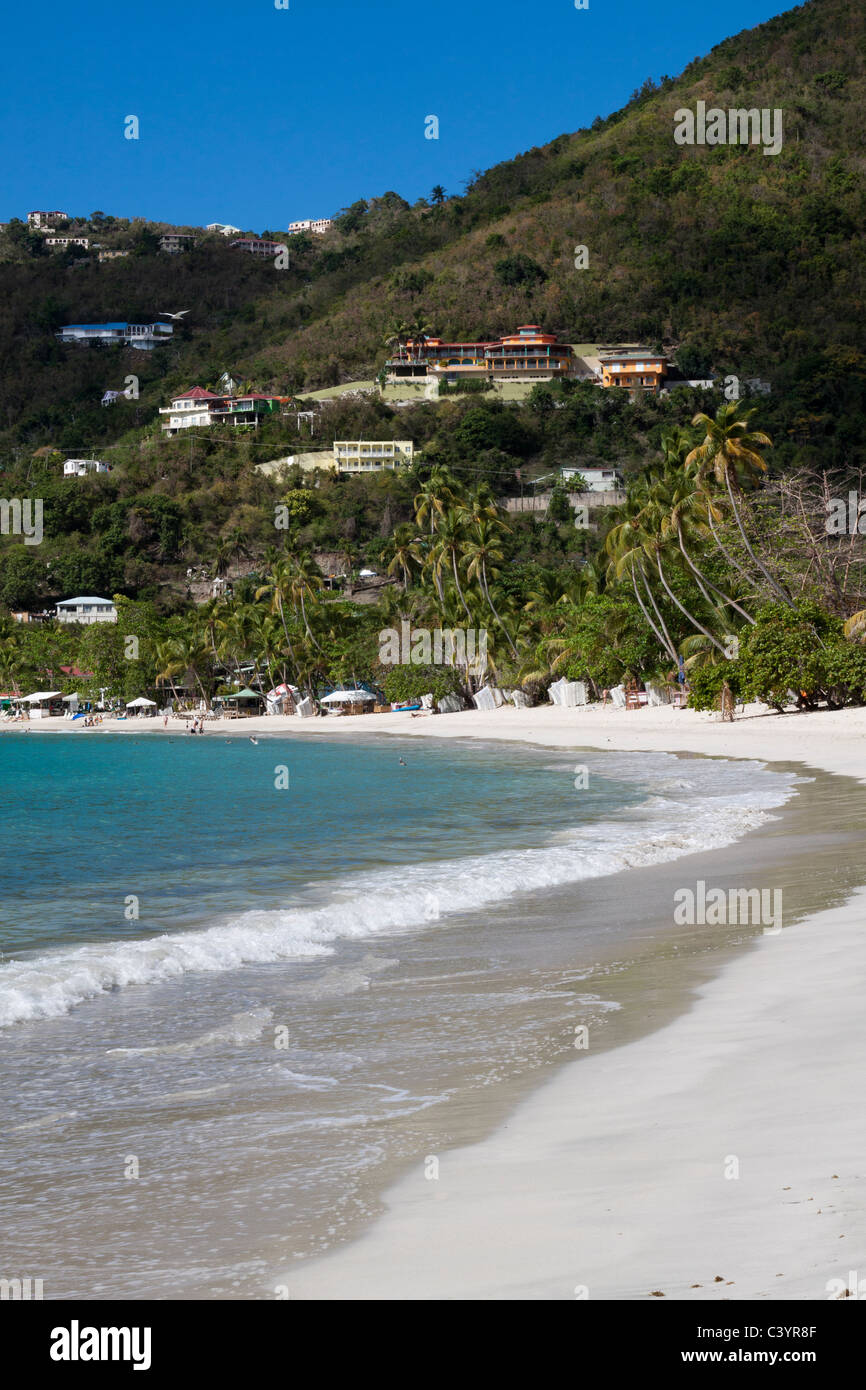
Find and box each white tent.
[472,686,505,712]
[126,696,157,707]
[548,678,588,707]
[320,688,375,704]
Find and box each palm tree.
[406,314,432,361]
[432,508,474,620]
[383,523,424,589]
[463,517,520,661]
[658,441,756,627]
[686,403,793,607]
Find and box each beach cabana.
[320,688,375,716]
[222,687,264,718]
[22,690,64,719]
[126,696,158,717]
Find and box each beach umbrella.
[320,688,375,704]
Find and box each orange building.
[386,325,576,382]
[598,349,667,392]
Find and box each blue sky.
[1,0,792,230]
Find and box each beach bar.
[221,687,264,718]
[21,690,64,719]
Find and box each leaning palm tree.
[686,403,793,607]
[463,517,520,661]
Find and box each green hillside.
[1,0,865,721]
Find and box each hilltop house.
[56,322,174,350]
[28,210,68,228]
[159,386,286,433]
[206,223,242,236]
[63,458,110,477]
[384,325,576,385]
[288,219,333,235]
[55,596,118,625]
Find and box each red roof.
[175,386,224,401]
[59,664,94,678]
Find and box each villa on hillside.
[288,218,333,235]
[159,386,289,433]
[159,233,197,253]
[45,236,89,251]
[230,238,285,257]
[333,441,415,474]
[55,596,118,625]
[597,348,667,392]
[56,322,174,350]
[28,210,68,228]
[385,325,576,385]
[206,223,241,236]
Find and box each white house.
[560,466,624,491]
[288,218,333,235]
[63,459,110,477]
[206,222,242,236]
[45,237,89,250]
[55,596,118,625]
[28,210,68,228]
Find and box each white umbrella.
[320,688,375,704]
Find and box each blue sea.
[0,732,798,1297]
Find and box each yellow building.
[333,441,414,473]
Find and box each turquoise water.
[0,733,798,1298]
[0,734,641,959]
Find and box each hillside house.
[288,219,333,235]
[333,441,415,473]
[598,349,667,392]
[63,459,110,477]
[159,386,285,434]
[55,596,118,625]
[385,325,576,384]
[159,233,197,253]
[56,322,174,350]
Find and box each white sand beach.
[11,701,866,1300]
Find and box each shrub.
[379,663,463,703]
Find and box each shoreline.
[260,703,865,1300]
[7,702,866,1300]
